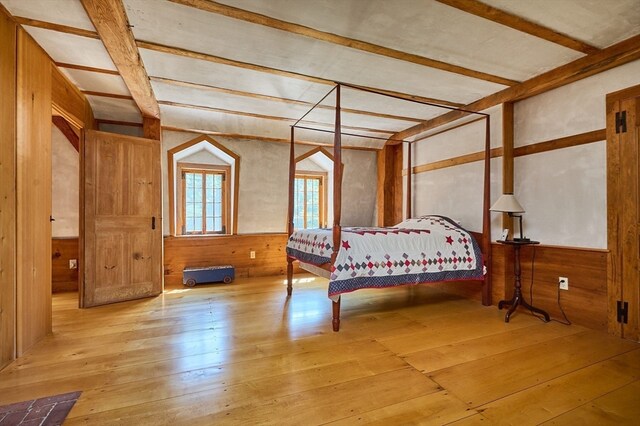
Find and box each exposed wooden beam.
[170,0,519,87]
[391,34,640,143]
[143,117,161,140]
[513,128,606,157]
[13,16,100,39]
[412,116,485,143]
[55,62,120,76]
[80,0,160,118]
[52,115,80,151]
[150,76,424,123]
[95,118,142,127]
[137,40,464,108]
[404,147,503,175]
[435,0,599,55]
[159,100,397,135]
[161,125,380,151]
[82,90,133,100]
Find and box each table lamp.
[490,193,528,242]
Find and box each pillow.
[395,215,461,229]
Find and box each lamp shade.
[490,193,525,213]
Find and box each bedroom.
[1,0,640,424]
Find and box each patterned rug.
[0,391,81,425]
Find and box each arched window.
[168,136,239,236]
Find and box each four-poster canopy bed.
[286,83,492,331]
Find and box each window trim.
[177,162,230,236]
[167,135,240,236]
[294,170,327,229]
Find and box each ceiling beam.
[150,76,424,123]
[138,40,464,108]
[55,62,120,75]
[82,90,133,100]
[159,100,397,135]
[161,125,380,151]
[13,16,100,39]
[80,0,160,118]
[390,33,640,143]
[52,116,80,151]
[435,0,599,55]
[170,0,519,86]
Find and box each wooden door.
[82,130,162,307]
[607,88,640,341]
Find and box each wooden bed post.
[482,116,492,306]
[286,126,295,296]
[406,141,412,219]
[331,84,342,331]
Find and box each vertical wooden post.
[142,117,161,140]
[502,102,514,234]
[406,141,412,219]
[286,126,295,296]
[482,116,492,306]
[331,84,342,331]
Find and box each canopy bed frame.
[286,83,492,331]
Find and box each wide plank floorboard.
[0,274,638,424]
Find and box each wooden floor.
[1,275,639,425]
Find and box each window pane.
[214,188,222,202]
[206,187,213,203]
[214,174,222,189]
[194,173,203,189]
[186,173,194,187]
[186,187,194,202]
[206,217,213,231]
[206,202,214,217]
[186,217,195,232]
[206,173,213,187]
[214,202,221,217]
[193,217,202,232]
[214,217,221,231]
[195,187,202,202]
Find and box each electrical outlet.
[250,251,256,259]
[69,259,78,269]
[559,276,568,290]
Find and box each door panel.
[83,130,162,308]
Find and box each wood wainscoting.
[163,233,300,287]
[52,238,79,293]
[431,243,607,331]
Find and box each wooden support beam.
[55,62,120,76]
[158,100,396,135]
[143,117,161,140]
[435,0,599,55]
[137,40,463,108]
[81,90,133,100]
[170,0,518,87]
[161,125,380,151]
[391,34,640,143]
[52,116,80,151]
[80,0,160,118]
[502,102,514,235]
[13,16,100,39]
[513,128,606,157]
[150,76,424,123]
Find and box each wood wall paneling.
[0,5,17,370]
[16,29,52,355]
[51,64,88,129]
[163,234,300,286]
[52,238,79,293]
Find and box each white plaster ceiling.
[2,0,639,149]
[61,68,131,96]
[217,0,583,81]
[1,0,95,30]
[483,0,640,48]
[23,26,117,71]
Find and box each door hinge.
[617,300,629,324]
[615,111,627,134]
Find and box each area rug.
[0,391,81,425]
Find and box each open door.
[607,86,640,342]
[81,130,162,307]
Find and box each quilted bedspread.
[286,215,484,300]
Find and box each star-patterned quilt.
[286,215,485,300]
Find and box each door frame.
[606,83,640,339]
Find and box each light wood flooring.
[1,274,639,425]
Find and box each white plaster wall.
[180,150,227,166]
[513,59,640,248]
[51,126,79,237]
[162,131,377,235]
[407,105,503,236]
